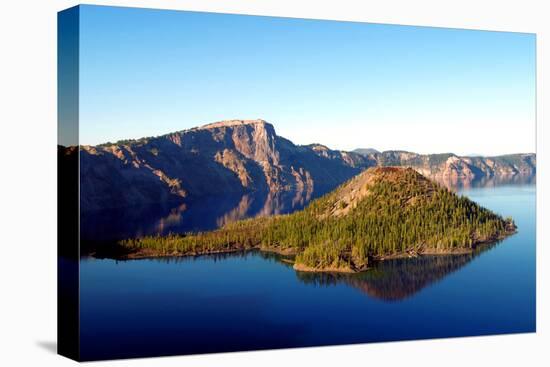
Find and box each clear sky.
[76,5,536,155]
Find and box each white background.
[0,0,548,366]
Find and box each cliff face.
[354,150,536,181]
[79,120,369,211]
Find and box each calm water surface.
[79,182,536,360]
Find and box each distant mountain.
[354,150,536,183]
[68,119,535,212]
[353,148,380,155]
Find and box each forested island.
[117,167,517,273]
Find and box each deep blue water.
[79,183,536,361]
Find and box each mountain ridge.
[71,119,535,212]
[353,149,536,181]
[79,119,368,211]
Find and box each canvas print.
[58,5,536,361]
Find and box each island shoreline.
[89,227,517,273]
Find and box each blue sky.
[76,5,536,155]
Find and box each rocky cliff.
[79,120,369,211]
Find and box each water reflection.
[216,189,315,227]
[105,250,291,266]
[81,186,330,242]
[295,243,498,301]
[432,174,535,191]
[100,243,499,302]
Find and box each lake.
[79,181,536,361]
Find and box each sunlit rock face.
[354,149,536,182]
[77,119,370,211]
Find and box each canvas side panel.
[57,5,80,361]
